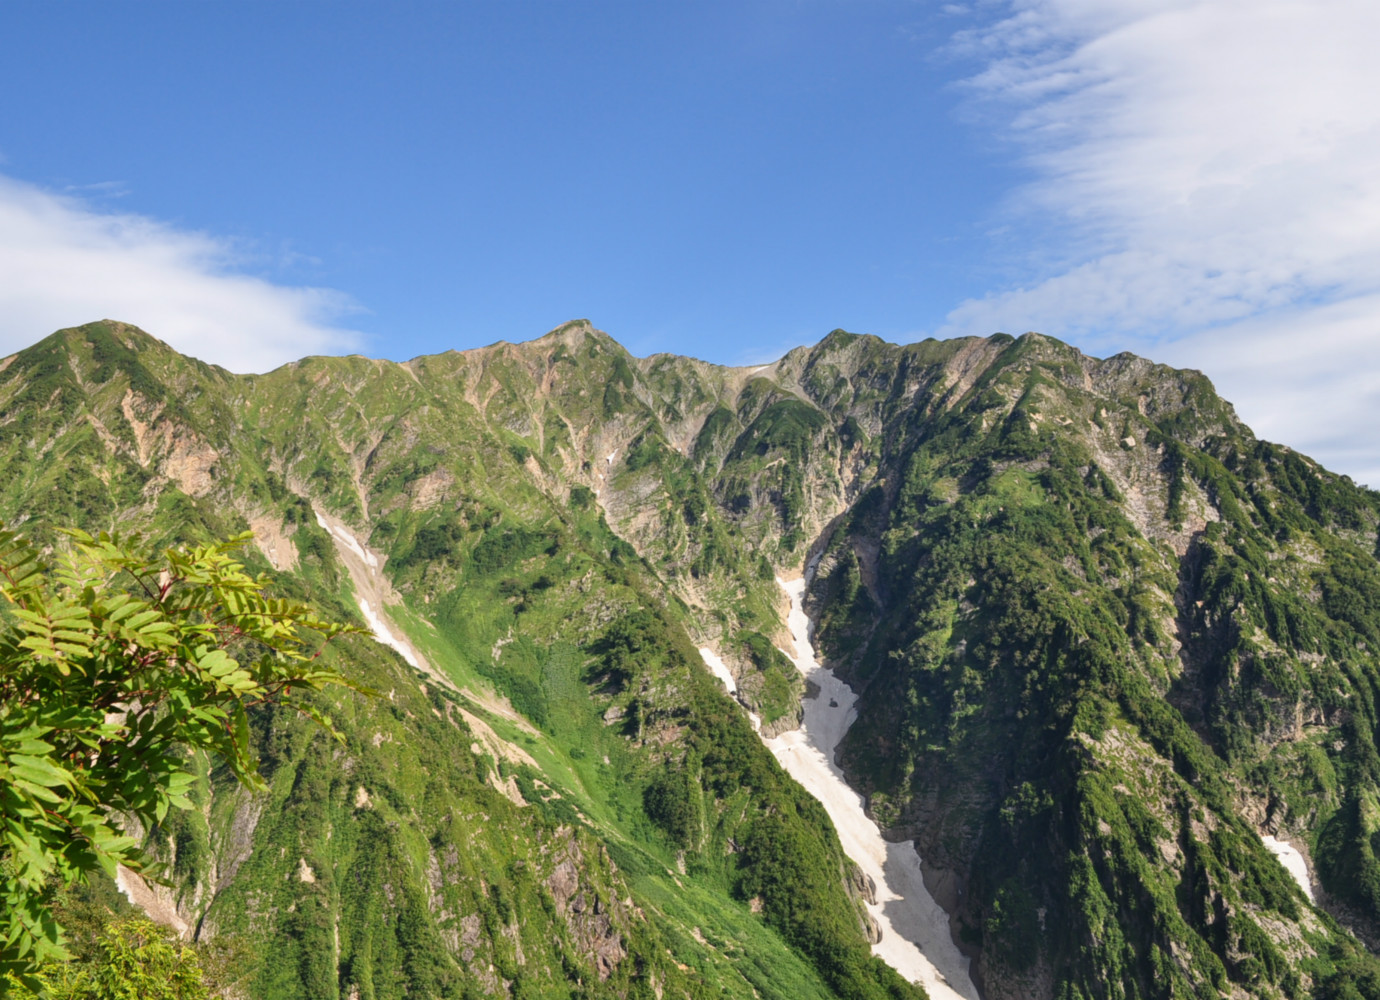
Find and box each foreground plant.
[0,525,362,987]
[11,916,210,1000]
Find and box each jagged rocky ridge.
[5,320,1380,999]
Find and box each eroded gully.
[703,576,977,1000]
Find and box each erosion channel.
[702,573,979,1000]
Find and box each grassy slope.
[0,322,914,1000]
[11,319,1380,998]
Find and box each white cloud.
[1158,297,1380,488]
[0,174,361,373]
[941,0,1380,480]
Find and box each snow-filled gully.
[702,577,977,1000]
[1261,835,1314,902]
[313,508,437,681]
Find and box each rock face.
[545,831,627,980]
[849,869,883,943]
[6,318,1380,998]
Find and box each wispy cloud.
[0,174,361,373]
[1157,294,1380,488]
[942,0,1380,482]
[61,179,130,198]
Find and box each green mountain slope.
[0,321,916,1000]
[6,319,1380,999]
[792,334,1380,999]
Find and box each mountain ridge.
[6,318,1380,999]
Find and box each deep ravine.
[703,574,978,1000]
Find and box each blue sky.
[1,2,1016,362]
[3,1,1380,483]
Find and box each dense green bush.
[642,764,701,847]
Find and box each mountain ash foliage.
[5,319,1380,998]
[0,526,358,986]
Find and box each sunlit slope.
[8,319,1380,998]
[0,321,918,1000]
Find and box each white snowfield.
[701,577,977,1000]
[357,597,420,669]
[313,509,431,676]
[314,510,379,568]
[698,646,737,693]
[699,646,763,731]
[1261,835,1315,902]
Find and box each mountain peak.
[42,319,169,355]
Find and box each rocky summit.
[6,318,1380,1000]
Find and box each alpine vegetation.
[4,319,1380,1000]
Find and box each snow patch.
[1262,835,1314,901]
[311,505,456,694]
[359,598,420,668]
[767,577,976,999]
[698,647,736,693]
[699,646,762,730]
[315,511,379,568]
[699,580,976,999]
